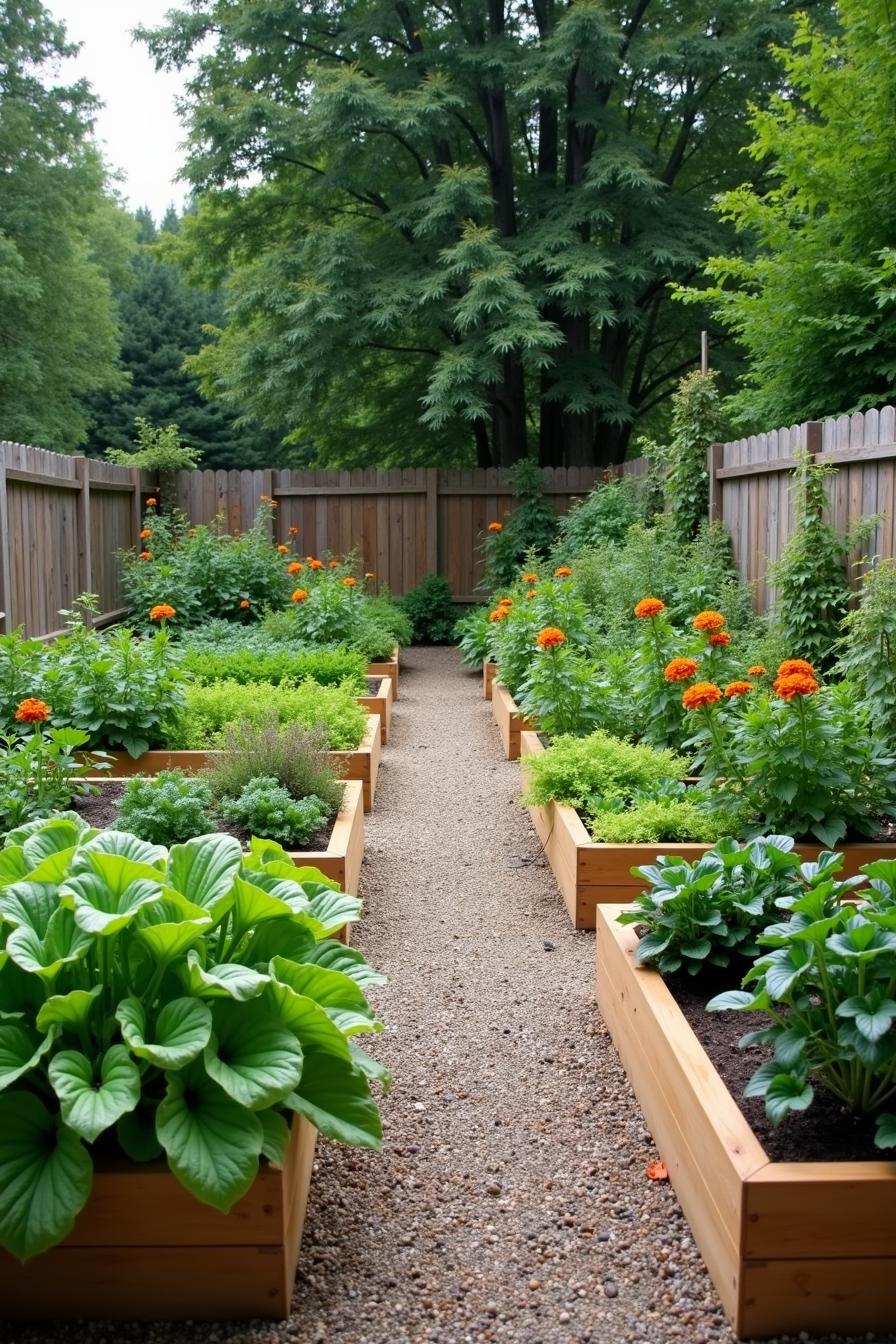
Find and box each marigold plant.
[748,664,767,677]
[139,528,152,540]
[724,680,753,698]
[709,631,731,647]
[682,681,722,710]
[15,697,51,723]
[554,566,572,578]
[343,577,357,588]
[287,562,303,575]
[634,596,665,618]
[292,588,309,603]
[536,626,566,650]
[149,603,176,622]
[692,609,726,632]
[773,669,820,699]
[277,544,289,554]
[488,521,503,532]
[663,657,698,683]
[239,598,250,609]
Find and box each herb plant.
[220,778,331,846]
[455,606,492,667]
[708,853,896,1150]
[116,770,218,846]
[180,637,368,691]
[204,719,343,816]
[167,678,367,752]
[522,730,688,812]
[587,795,743,845]
[837,560,896,752]
[0,819,387,1260]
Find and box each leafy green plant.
[837,560,896,752]
[220,778,331,846]
[400,574,455,643]
[166,678,367,752]
[204,719,343,815]
[587,796,743,845]
[116,770,218,846]
[522,730,687,810]
[516,635,609,738]
[621,835,803,975]
[554,476,649,555]
[179,638,368,691]
[645,370,723,543]
[454,605,492,667]
[489,577,592,698]
[0,722,105,834]
[707,852,896,1151]
[0,818,388,1260]
[480,459,558,591]
[0,630,49,724]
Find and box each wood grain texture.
[367,646,400,700]
[483,658,497,700]
[358,674,393,744]
[490,681,534,760]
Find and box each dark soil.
[364,676,385,694]
[671,975,884,1163]
[73,778,336,853]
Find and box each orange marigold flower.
[239,599,250,609]
[277,544,289,554]
[682,681,722,711]
[328,559,339,569]
[149,604,176,622]
[287,561,303,575]
[139,528,152,540]
[187,528,196,537]
[522,572,538,584]
[773,670,820,700]
[15,698,51,724]
[259,494,278,507]
[488,521,503,533]
[777,658,815,679]
[724,680,754,698]
[489,607,509,623]
[138,550,152,560]
[343,577,357,588]
[664,657,698,683]
[536,626,566,649]
[309,558,324,570]
[634,596,665,618]
[292,589,309,603]
[693,609,726,632]
[526,590,536,599]
[748,665,767,677]
[145,497,157,507]
[709,631,731,647]
[498,596,513,608]
[288,526,299,535]
[554,566,572,578]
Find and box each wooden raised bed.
[491,681,534,760]
[90,715,382,813]
[367,644,399,700]
[483,659,497,701]
[596,905,896,1339]
[290,778,365,898]
[359,674,393,745]
[0,1116,317,1320]
[522,731,896,929]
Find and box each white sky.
[46,0,191,221]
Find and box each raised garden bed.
[0,1116,317,1321]
[367,645,400,700]
[522,731,896,929]
[85,714,382,813]
[483,658,497,701]
[491,681,534,760]
[595,905,896,1339]
[359,674,393,744]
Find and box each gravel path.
[4,647,893,1344]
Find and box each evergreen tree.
[141,0,822,468]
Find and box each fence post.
[0,445,11,632]
[707,442,724,522]
[426,468,438,576]
[74,457,94,622]
[802,420,823,460]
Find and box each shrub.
[454,605,492,666]
[837,559,896,751]
[400,575,455,643]
[166,678,367,751]
[480,459,558,591]
[219,778,331,846]
[554,476,649,555]
[115,770,218,846]
[0,819,386,1261]
[204,718,343,815]
[522,730,687,810]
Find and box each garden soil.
[4,647,891,1344]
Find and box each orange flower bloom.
[288,526,299,535]
[724,680,754,698]
[536,626,566,650]
[554,566,572,578]
[748,665,767,677]
[693,610,726,632]
[498,596,513,608]
[664,657,698,683]
[291,588,309,603]
[187,528,196,537]
[709,631,731,647]
[488,521,503,533]
[522,573,539,584]
[328,559,339,569]
[239,599,250,609]
[682,681,722,710]
[259,494,278,507]
[15,698,51,724]
[777,658,815,679]
[364,571,375,580]
[634,596,665,618]
[145,497,157,507]
[287,561,303,575]
[309,558,324,570]
[277,544,289,554]
[489,607,509,623]
[773,670,820,700]
[139,528,152,540]
[149,604,176,622]
[526,590,536,599]
[138,550,152,560]
[343,577,357,588]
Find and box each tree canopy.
[141,0,813,468]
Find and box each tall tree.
[143,0,819,468]
[0,1,134,451]
[678,0,896,430]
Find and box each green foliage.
[400,575,455,644]
[167,678,367,752]
[489,577,592,698]
[678,0,896,428]
[454,606,492,667]
[707,852,896,1150]
[0,725,103,833]
[106,418,202,475]
[179,637,368,691]
[522,730,687,811]
[270,569,406,660]
[587,796,743,845]
[482,461,558,589]
[115,771,217,847]
[0,1,135,451]
[0,820,386,1259]
[554,477,649,556]
[768,456,878,670]
[647,371,722,543]
[621,835,803,976]
[837,561,896,751]
[516,640,609,739]
[219,779,331,847]
[203,719,343,816]
[363,594,412,649]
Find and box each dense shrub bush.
[455,606,491,666]
[400,575,455,643]
[166,678,367,751]
[553,476,650,556]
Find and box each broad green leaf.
[5,814,85,846]
[0,882,58,933]
[156,1065,263,1212]
[117,1102,163,1162]
[62,873,162,936]
[22,820,85,871]
[286,864,340,890]
[0,846,27,889]
[258,1108,290,1166]
[262,979,351,1060]
[0,1091,92,1260]
[117,996,213,1068]
[168,834,242,917]
[184,951,269,1001]
[6,908,93,978]
[875,1113,896,1149]
[0,1024,55,1090]
[706,990,758,1012]
[633,931,671,965]
[230,874,293,930]
[305,888,362,935]
[77,830,166,873]
[36,986,102,1035]
[133,891,212,960]
[765,1073,814,1125]
[348,1039,392,1092]
[247,837,291,866]
[245,917,316,967]
[286,1050,381,1148]
[269,956,373,1015]
[302,939,387,986]
[743,1058,784,1099]
[49,1046,140,1143]
[204,1001,304,1110]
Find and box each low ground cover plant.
[116,770,218,845]
[0,819,388,1261]
[165,678,368,752]
[178,631,368,691]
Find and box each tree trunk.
[490,354,528,466]
[595,421,632,467]
[473,418,492,468]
